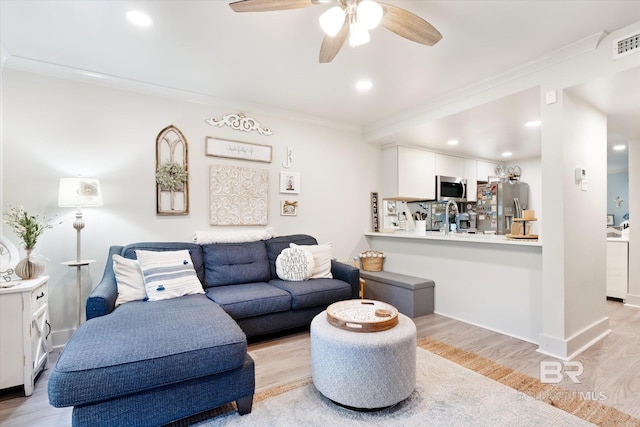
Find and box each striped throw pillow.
[135,249,204,301]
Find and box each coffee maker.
[456,213,470,230]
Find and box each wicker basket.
[359,250,385,272]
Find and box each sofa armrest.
[331,259,360,299]
[86,245,123,320]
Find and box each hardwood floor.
[1,300,638,426]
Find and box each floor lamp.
[58,177,103,329]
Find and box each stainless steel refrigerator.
[496,181,529,235]
[475,181,529,235]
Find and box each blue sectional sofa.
[48,234,359,427]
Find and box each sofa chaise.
[48,234,360,426]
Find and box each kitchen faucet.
[444,200,459,236]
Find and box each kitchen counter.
[364,230,543,343]
[365,230,542,247]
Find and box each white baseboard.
[537,316,610,360]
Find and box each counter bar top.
[365,231,542,247]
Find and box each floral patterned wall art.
[209,165,268,226]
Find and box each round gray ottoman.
[310,310,417,410]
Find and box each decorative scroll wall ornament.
[205,112,273,136]
[156,125,189,215]
[282,146,293,168]
[209,164,268,226]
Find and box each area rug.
[189,344,614,427]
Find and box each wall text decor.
[206,137,272,163]
[156,125,189,215]
[209,164,268,226]
[205,112,273,136]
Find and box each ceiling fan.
[229,0,442,63]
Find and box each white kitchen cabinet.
[0,276,50,396]
[477,160,499,182]
[382,146,435,200]
[435,153,465,177]
[463,159,478,202]
[606,240,628,299]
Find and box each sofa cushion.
[135,249,204,301]
[268,278,352,310]
[205,282,291,319]
[290,242,333,279]
[113,255,146,307]
[265,234,318,279]
[203,240,271,287]
[48,294,246,407]
[121,242,205,283]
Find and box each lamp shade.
[357,0,383,30]
[58,177,104,207]
[319,6,345,37]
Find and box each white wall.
[1,69,380,346]
[628,139,640,306]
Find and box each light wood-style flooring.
[1,300,638,426]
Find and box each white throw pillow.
[275,247,315,281]
[290,242,333,279]
[113,254,147,307]
[135,249,204,301]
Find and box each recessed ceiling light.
[502,151,513,157]
[126,11,152,27]
[447,139,459,146]
[524,120,541,127]
[613,144,627,151]
[355,80,372,92]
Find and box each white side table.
[0,276,51,396]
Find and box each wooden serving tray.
[326,299,398,332]
[506,234,539,240]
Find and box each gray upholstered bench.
[360,271,435,318]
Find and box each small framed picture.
[607,214,615,226]
[280,172,300,194]
[281,200,298,216]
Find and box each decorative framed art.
[209,164,268,226]
[607,214,615,226]
[279,172,300,194]
[156,125,189,215]
[206,137,272,163]
[281,201,298,216]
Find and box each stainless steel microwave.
[436,175,467,201]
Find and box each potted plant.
[3,205,53,279]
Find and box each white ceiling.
[1,0,639,166]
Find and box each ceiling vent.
[612,32,640,60]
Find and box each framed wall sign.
[281,201,298,216]
[279,172,300,194]
[206,137,272,163]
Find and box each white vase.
[15,249,45,280]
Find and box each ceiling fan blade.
[379,2,442,46]
[229,0,314,13]
[319,19,349,63]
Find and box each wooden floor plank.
[1,300,637,426]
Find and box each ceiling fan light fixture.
[357,0,383,30]
[319,6,345,37]
[349,21,370,47]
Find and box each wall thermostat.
[575,167,587,191]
